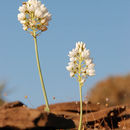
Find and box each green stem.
[78,84,83,130]
[33,31,50,112]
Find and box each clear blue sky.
[0,0,130,108]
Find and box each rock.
[0,101,75,129]
[39,102,130,129]
[0,101,24,109]
[0,101,130,129]
[37,101,103,117]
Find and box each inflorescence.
[17,0,51,37]
[66,41,95,86]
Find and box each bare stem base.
[78,85,83,130]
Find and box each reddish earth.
[0,101,130,130]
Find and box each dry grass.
[88,74,130,106]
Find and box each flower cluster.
[66,42,95,86]
[17,0,51,36]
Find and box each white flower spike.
[18,0,51,37]
[66,41,95,85]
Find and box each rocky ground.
[0,101,130,130]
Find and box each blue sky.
[0,0,130,108]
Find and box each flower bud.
[35,8,42,17]
[18,13,25,21]
[19,5,26,13]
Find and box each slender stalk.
[33,31,50,112]
[78,53,83,130]
[78,84,83,130]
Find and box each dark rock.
[0,101,24,109]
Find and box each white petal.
[88,63,95,69]
[76,42,80,49]
[19,5,26,13]
[40,4,47,12]
[68,62,74,66]
[66,65,73,71]
[20,20,26,24]
[35,8,42,18]
[23,25,28,31]
[17,13,25,21]
[88,69,95,76]
[37,1,41,6]
[83,43,86,49]
[81,51,88,59]
[85,59,92,66]
[68,49,76,57]
[41,19,46,24]
[27,5,35,12]
[84,49,90,58]
[70,57,76,62]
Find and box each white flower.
[88,63,95,69]
[28,0,38,5]
[17,13,25,21]
[35,8,42,17]
[68,49,77,57]
[41,19,46,24]
[19,5,26,13]
[81,50,89,59]
[40,4,47,12]
[23,25,28,31]
[70,57,76,62]
[88,69,95,76]
[68,62,75,67]
[37,1,41,6]
[66,41,95,86]
[66,65,73,71]
[76,41,85,50]
[85,49,90,57]
[20,20,26,24]
[43,12,49,18]
[27,5,35,12]
[85,59,92,66]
